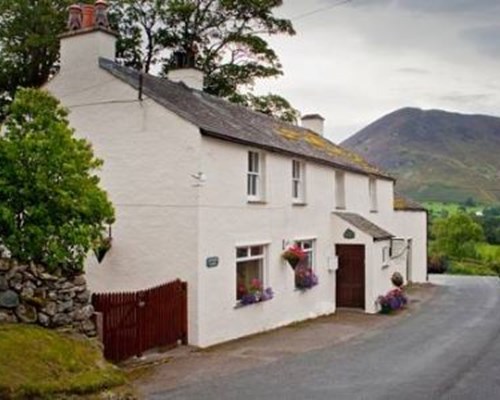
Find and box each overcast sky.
[254,0,500,142]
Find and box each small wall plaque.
[206,257,219,268]
[343,229,355,239]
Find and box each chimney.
[167,48,204,91]
[301,114,325,136]
[60,1,117,74]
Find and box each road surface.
[150,275,500,400]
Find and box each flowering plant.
[239,278,274,306]
[295,266,319,290]
[282,244,305,269]
[377,288,407,314]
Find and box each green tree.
[432,212,484,260]
[0,0,70,120]
[0,88,115,273]
[110,0,299,122]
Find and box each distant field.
[423,202,482,217]
[477,243,500,263]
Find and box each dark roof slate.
[99,58,393,180]
[332,212,394,241]
[394,192,426,211]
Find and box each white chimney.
[167,49,204,91]
[167,68,204,91]
[59,2,117,74]
[301,114,325,136]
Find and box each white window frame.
[247,151,265,201]
[295,239,316,270]
[292,160,306,203]
[235,244,267,301]
[369,178,378,212]
[335,171,346,209]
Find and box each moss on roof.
[276,126,385,176]
[394,193,426,211]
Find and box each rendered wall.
[46,32,203,344]
[196,138,338,347]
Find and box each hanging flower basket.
[282,244,305,270]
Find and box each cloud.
[396,67,431,75]
[348,0,500,14]
[461,26,500,58]
[438,93,494,105]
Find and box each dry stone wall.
[0,258,96,336]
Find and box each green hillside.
[342,107,500,204]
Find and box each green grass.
[424,201,482,217]
[0,324,126,399]
[477,243,500,263]
[448,260,498,276]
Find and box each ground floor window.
[294,240,318,289]
[236,245,266,300]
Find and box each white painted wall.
[391,211,428,283]
[196,138,338,346]
[46,31,203,344]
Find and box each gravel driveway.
[136,276,500,400]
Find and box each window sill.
[247,199,267,205]
[335,206,346,210]
[292,201,307,207]
[382,264,390,270]
[370,210,378,213]
[294,286,316,293]
[234,298,272,309]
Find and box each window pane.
[236,259,262,300]
[302,241,312,250]
[250,246,263,256]
[236,247,248,259]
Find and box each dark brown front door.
[336,244,365,309]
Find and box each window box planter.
[295,266,318,290]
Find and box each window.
[369,178,378,211]
[292,160,306,203]
[335,171,346,209]
[294,240,317,289]
[236,245,266,300]
[247,151,264,201]
[296,240,315,269]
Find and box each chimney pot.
[68,4,82,31]
[95,0,110,29]
[81,5,96,29]
[301,114,325,136]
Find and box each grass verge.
[0,324,127,399]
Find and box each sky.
[254,0,500,143]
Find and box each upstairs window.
[292,160,306,203]
[335,171,346,209]
[247,151,264,201]
[369,178,378,211]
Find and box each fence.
[92,280,187,362]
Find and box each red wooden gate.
[92,280,187,362]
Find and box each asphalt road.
[150,275,500,400]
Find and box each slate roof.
[99,58,393,180]
[332,212,394,241]
[394,192,426,211]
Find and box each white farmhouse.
[46,4,427,348]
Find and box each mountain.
[342,107,500,204]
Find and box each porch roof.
[332,212,394,241]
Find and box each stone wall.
[0,259,96,336]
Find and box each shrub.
[0,89,114,274]
[377,288,408,314]
[428,253,449,274]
